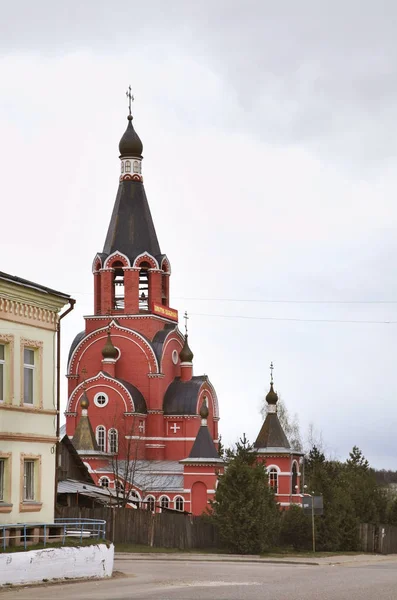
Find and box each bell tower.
[92,88,171,318]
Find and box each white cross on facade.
[138,421,145,433]
[170,423,180,434]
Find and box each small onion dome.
[102,332,118,360]
[200,400,209,420]
[266,382,278,405]
[80,391,89,410]
[119,115,143,158]
[179,335,194,363]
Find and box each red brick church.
[64,97,303,514]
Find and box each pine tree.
[210,435,280,554]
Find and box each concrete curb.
[115,553,319,566]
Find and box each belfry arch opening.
[113,261,125,310]
[139,261,150,311]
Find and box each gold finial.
[270,361,274,385]
[126,85,134,117]
[184,310,189,336]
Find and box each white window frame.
[23,348,35,405]
[0,458,5,501]
[268,467,279,494]
[125,160,131,173]
[108,428,118,453]
[160,495,170,511]
[96,425,106,452]
[99,476,110,488]
[94,392,109,408]
[174,496,184,511]
[145,495,155,512]
[23,459,35,501]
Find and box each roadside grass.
[0,537,109,554]
[115,543,368,558]
[115,543,224,554]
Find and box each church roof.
[253,413,291,450]
[102,181,161,264]
[188,425,220,460]
[68,330,85,366]
[72,413,99,452]
[163,376,208,415]
[152,324,178,362]
[110,376,147,414]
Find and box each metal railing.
[1,518,106,551]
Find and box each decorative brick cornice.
[0,298,58,331]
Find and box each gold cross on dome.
[126,85,134,116]
[270,361,274,384]
[184,311,189,336]
[81,367,87,389]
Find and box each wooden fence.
[358,523,397,554]
[57,506,220,550]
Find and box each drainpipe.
[54,298,76,514]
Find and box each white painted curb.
[0,543,114,586]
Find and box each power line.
[69,291,397,305]
[190,312,397,325]
[175,297,397,305]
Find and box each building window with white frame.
[145,495,155,512]
[268,468,278,493]
[125,160,131,173]
[94,392,108,408]
[108,428,118,453]
[96,425,106,452]
[23,459,35,501]
[0,459,5,501]
[133,160,140,173]
[23,348,35,404]
[0,344,4,402]
[175,496,184,512]
[99,476,110,488]
[160,496,169,511]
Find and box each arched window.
[175,496,184,512]
[133,160,140,173]
[125,160,131,173]
[138,262,150,311]
[160,496,169,511]
[113,261,125,309]
[108,428,118,453]
[121,162,124,174]
[99,476,110,488]
[128,490,140,508]
[145,496,155,512]
[96,426,106,452]
[292,462,298,494]
[268,468,278,493]
[115,480,124,492]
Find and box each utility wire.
[190,312,397,325]
[69,291,397,304]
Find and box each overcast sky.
[1,1,397,468]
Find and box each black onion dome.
[200,400,209,420]
[179,335,194,363]
[266,382,278,405]
[119,116,143,157]
[102,332,118,360]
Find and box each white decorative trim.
[103,251,131,269]
[68,372,143,413]
[133,252,159,270]
[68,320,159,374]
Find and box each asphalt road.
[2,556,397,600]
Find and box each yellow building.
[0,272,73,524]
